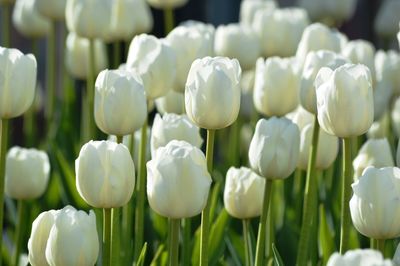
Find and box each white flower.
[327,249,392,266]
[12,0,50,38]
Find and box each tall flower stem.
[182,218,191,266]
[243,219,253,266]
[1,3,11,47]
[339,137,352,254]
[169,218,180,266]
[296,115,320,265]
[113,42,121,69]
[12,200,25,266]
[46,22,56,132]
[84,38,96,142]
[376,239,385,256]
[134,118,148,260]
[200,129,215,266]
[0,119,9,266]
[163,8,174,35]
[103,208,112,266]
[254,179,273,266]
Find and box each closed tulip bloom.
[13,0,50,38]
[298,123,339,170]
[75,140,135,208]
[350,167,400,239]
[327,249,392,266]
[126,34,176,100]
[165,25,213,92]
[0,47,37,119]
[375,50,400,95]
[214,24,260,70]
[5,147,50,200]
[374,0,400,38]
[35,0,66,20]
[239,0,276,25]
[94,69,147,136]
[253,57,299,116]
[185,56,241,129]
[342,40,376,82]
[367,112,390,139]
[45,206,99,266]
[146,0,187,9]
[300,50,348,114]
[151,113,202,158]
[147,140,212,218]
[253,8,309,57]
[65,32,108,80]
[224,167,265,219]
[66,0,111,39]
[155,90,184,115]
[286,105,314,131]
[316,64,374,138]
[132,0,153,35]
[296,23,343,64]
[353,138,394,178]
[28,210,58,266]
[249,117,300,179]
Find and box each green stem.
[254,179,273,266]
[134,119,148,261]
[0,119,9,266]
[376,239,385,256]
[12,200,25,266]
[163,8,174,35]
[296,115,320,265]
[111,208,119,265]
[229,120,241,167]
[200,129,215,266]
[370,238,376,249]
[113,42,121,69]
[46,22,56,132]
[122,201,133,264]
[85,38,96,142]
[243,219,253,266]
[168,218,180,266]
[2,3,11,47]
[339,137,352,254]
[182,218,191,266]
[103,208,112,266]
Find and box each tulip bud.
[126,34,176,100]
[350,167,400,239]
[155,90,184,115]
[286,106,314,132]
[316,64,374,138]
[45,206,99,266]
[253,7,309,57]
[146,0,187,9]
[224,167,265,219]
[13,0,50,38]
[327,249,391,266]
[375,50,400,95]
[298,123,339,170]
[300,50,348,114]
[185,56,241,129]
[147,140,212,218]
[0,47,37,119]
[249,117,300,179]
[214,23,260,70]
[28,210,57,266]
[374,0,400,38]
[296,23,344,64]
[94,69,147,136]
[151,113,203,158]
[353,138,394,178]
[342,40,376,82]
[35,0,66,20]
[165,25,214,92]
[66,0,112,39]
[5,147,50,200]
[75,140,135,208]
[239,0,276,26]
[253,57,299,116]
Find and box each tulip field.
[2,0,400,265]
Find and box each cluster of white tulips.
[2,0,400,265]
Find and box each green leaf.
[272,243,285,266]
[226,230,245,266]
[150,244,165,266]
[318,204,336,264]
[209,182,222,223]
[209,209,230,265]
[135,242,147,266]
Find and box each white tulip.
[391,97,400,138]
[375,50,400,95]
[350,167,400,240]
[185,56,241,129]
[155,90,184,115]
[249,117,300,179]
[367,112,390,139]
[316,64,374,138]
[147,140,212,218]
[239,0,276,26]
[0,47,37,119]
[13,0,50,38]
[374,0,400,38]
[286,105,314,132]
[253,57,299,116]
[126,34,176,100]
[75,140,135,208]
[35,0,66,20]
[327,249,392,266]
[342,40,376,82]
[5,147,50,200]
[224,167,265,219]
[353,138,394,178]
[146,0,187,9]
